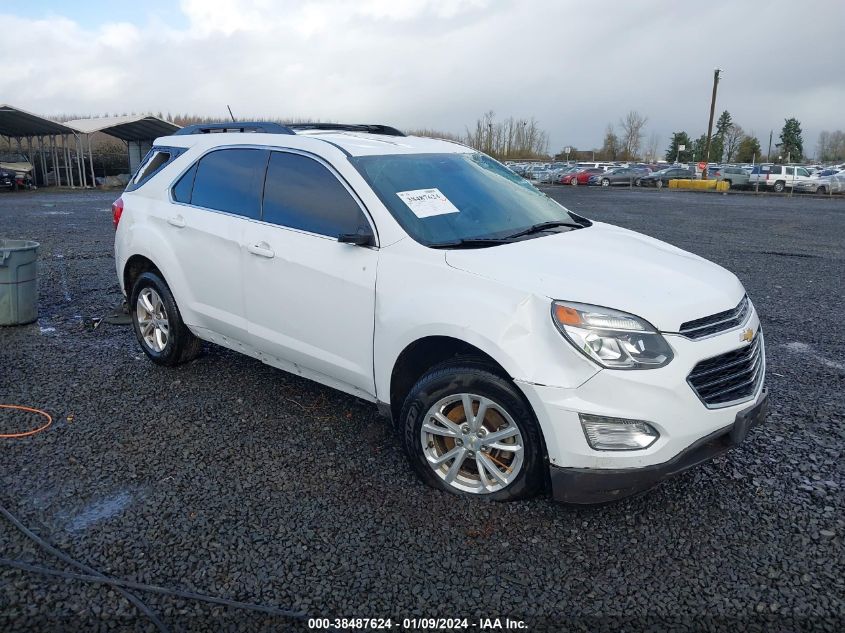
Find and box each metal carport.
[64,115,181,177]
[0,104,81,188]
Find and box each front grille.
[688,332,764,407]
[679,295,750,339]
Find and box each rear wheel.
[817,186,827,195]
[130,271,202,366]
[773,180,785,193]
[656,179,664,189]
[571,177,578,186]
[724,179,732,188]
[400,362,544,501]
[601,178,610,187]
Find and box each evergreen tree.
[779,117,803,162]
[692,134,707,161]
[736,135,762,163]
[665,132,692,162]
[710,110,732,162]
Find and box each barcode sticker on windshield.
[396,188,459,218]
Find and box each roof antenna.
[226,105,236,122]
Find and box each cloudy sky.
[5,0,844,156]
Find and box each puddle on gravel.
[65,491,134,532]
[782,342,845,371]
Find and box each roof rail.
[173,122,295,136]
[287,123,406,137]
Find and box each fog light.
[579,414,659,450]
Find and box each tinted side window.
[190,149,268,219]
[172,163,197,203]
[262,152,368,237]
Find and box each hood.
[0,161,34,176]
[445,222,745,332]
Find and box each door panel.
[243,150,378,396]
[161,147,268,344]
[243,226,377,394]
[158,204,248,342]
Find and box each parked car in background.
[562,168,604,186]
[711,166,750,189]
[748,165,813,192]
[793,172,845,194]
[592,167,651,187]
[555,167,581,184]
[638,167,693,188]
[811,168,842,179]
[0,152,34,185]
[0,167,15,190]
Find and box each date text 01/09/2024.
[307,617,528,630]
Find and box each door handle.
[167,215,186,228]
[247,243,275,258]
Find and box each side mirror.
[338,232,374,247]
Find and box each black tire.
[773,180,785,193]
[817,186,827,195]
[656,179,664,189]
[724,179,732,188]
[635,178,642,187]
[400,361,545,501]
[130,271,202,366]
[601,178,610,187]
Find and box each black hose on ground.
[0,503,169,632]
[0,502,307,628]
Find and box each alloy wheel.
[420,393,524,494]
[136,287,170,352]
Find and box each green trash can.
[0,239,39,326]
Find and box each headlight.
[551,301,674,369]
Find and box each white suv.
[114,122,767,503]
[748,164,813,192]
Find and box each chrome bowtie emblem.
[740,327,755,343]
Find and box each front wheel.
[571,177,578,186]
[400,362,545,501]
[656,179,664,189]
[130,271,202,366]
[817,186,827,195]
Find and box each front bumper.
[549,390,768,503]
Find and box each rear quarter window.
[126,147,185,192]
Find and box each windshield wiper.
[503,220,585,239]
[429,237,515,249]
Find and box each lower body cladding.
[516,321,767,503]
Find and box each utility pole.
[767,130,773,162]
[701,68,721,180]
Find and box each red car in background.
[560,167,604,185]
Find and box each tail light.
[112,197,124,229]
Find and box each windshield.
[352,152,587,246]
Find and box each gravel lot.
[1,187,843,632]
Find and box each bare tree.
[644,132,660,163]
[465,112,549,159]
[723,124,744,162]
[599,124,620,160]
[620,110,648,160]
